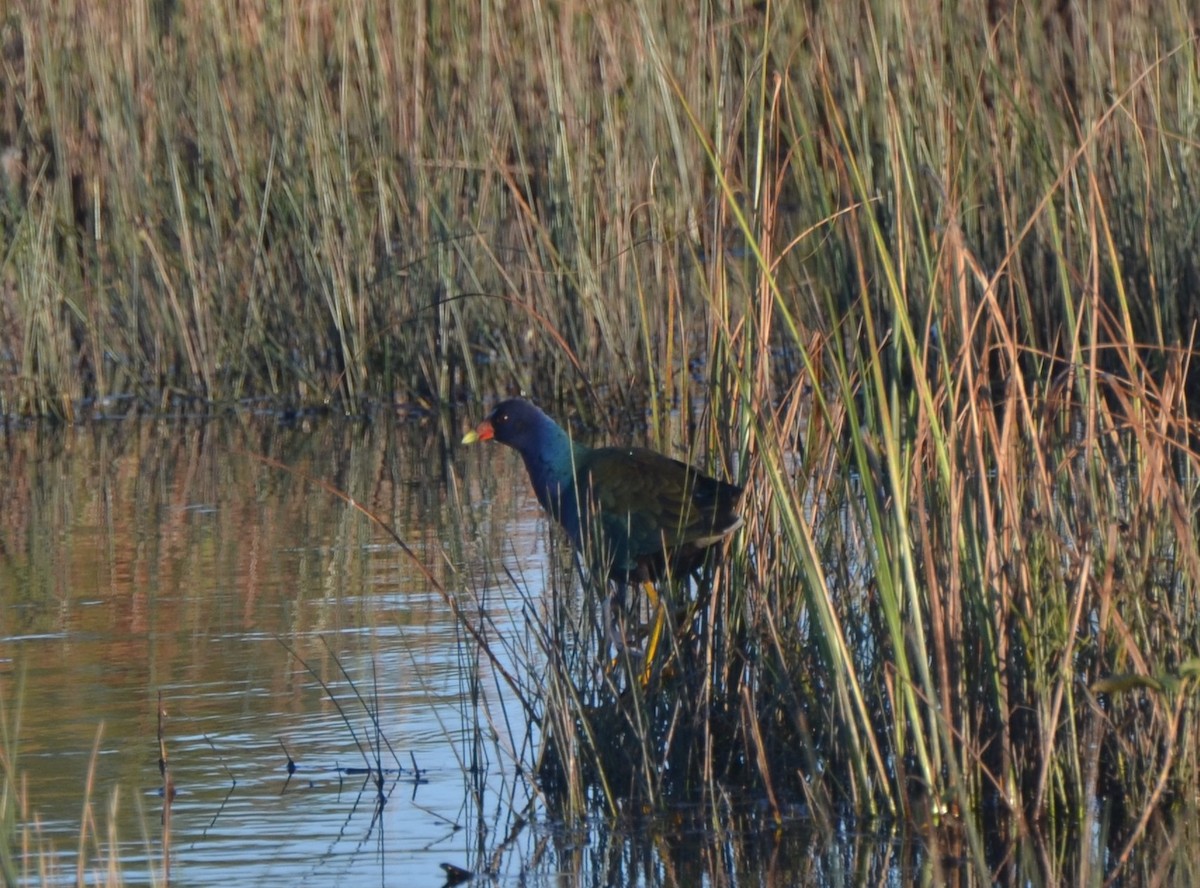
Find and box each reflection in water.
[0,416,500,885]
[0,417,1191,885]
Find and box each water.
[3,415,870,887]
[5,415,1184,886]
[0,416,534,885]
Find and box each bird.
[462,398,743,673]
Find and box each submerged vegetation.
[3,0,1200,882]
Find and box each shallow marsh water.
[0,414,841,886]
[0,415,506,884]
[0,414,1180,886]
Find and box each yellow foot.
[639,579,665,687]
[602,581,669,688]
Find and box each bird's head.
[461,398,550,454]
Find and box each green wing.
[580,447,741,558]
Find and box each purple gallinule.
[462,398,743,671]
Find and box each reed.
[0,675,160,886]
[455,3,1200,883]
[4,3,1196,416]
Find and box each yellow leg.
[640,579,665,686]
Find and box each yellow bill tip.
[462,419,494,445]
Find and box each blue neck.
[518,413,587,540]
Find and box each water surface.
[0,416,536,884]
[3,415,874,886]
[0,414,1139,886]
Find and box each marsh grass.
[6,0,1200,882]
[1,676,162,887]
